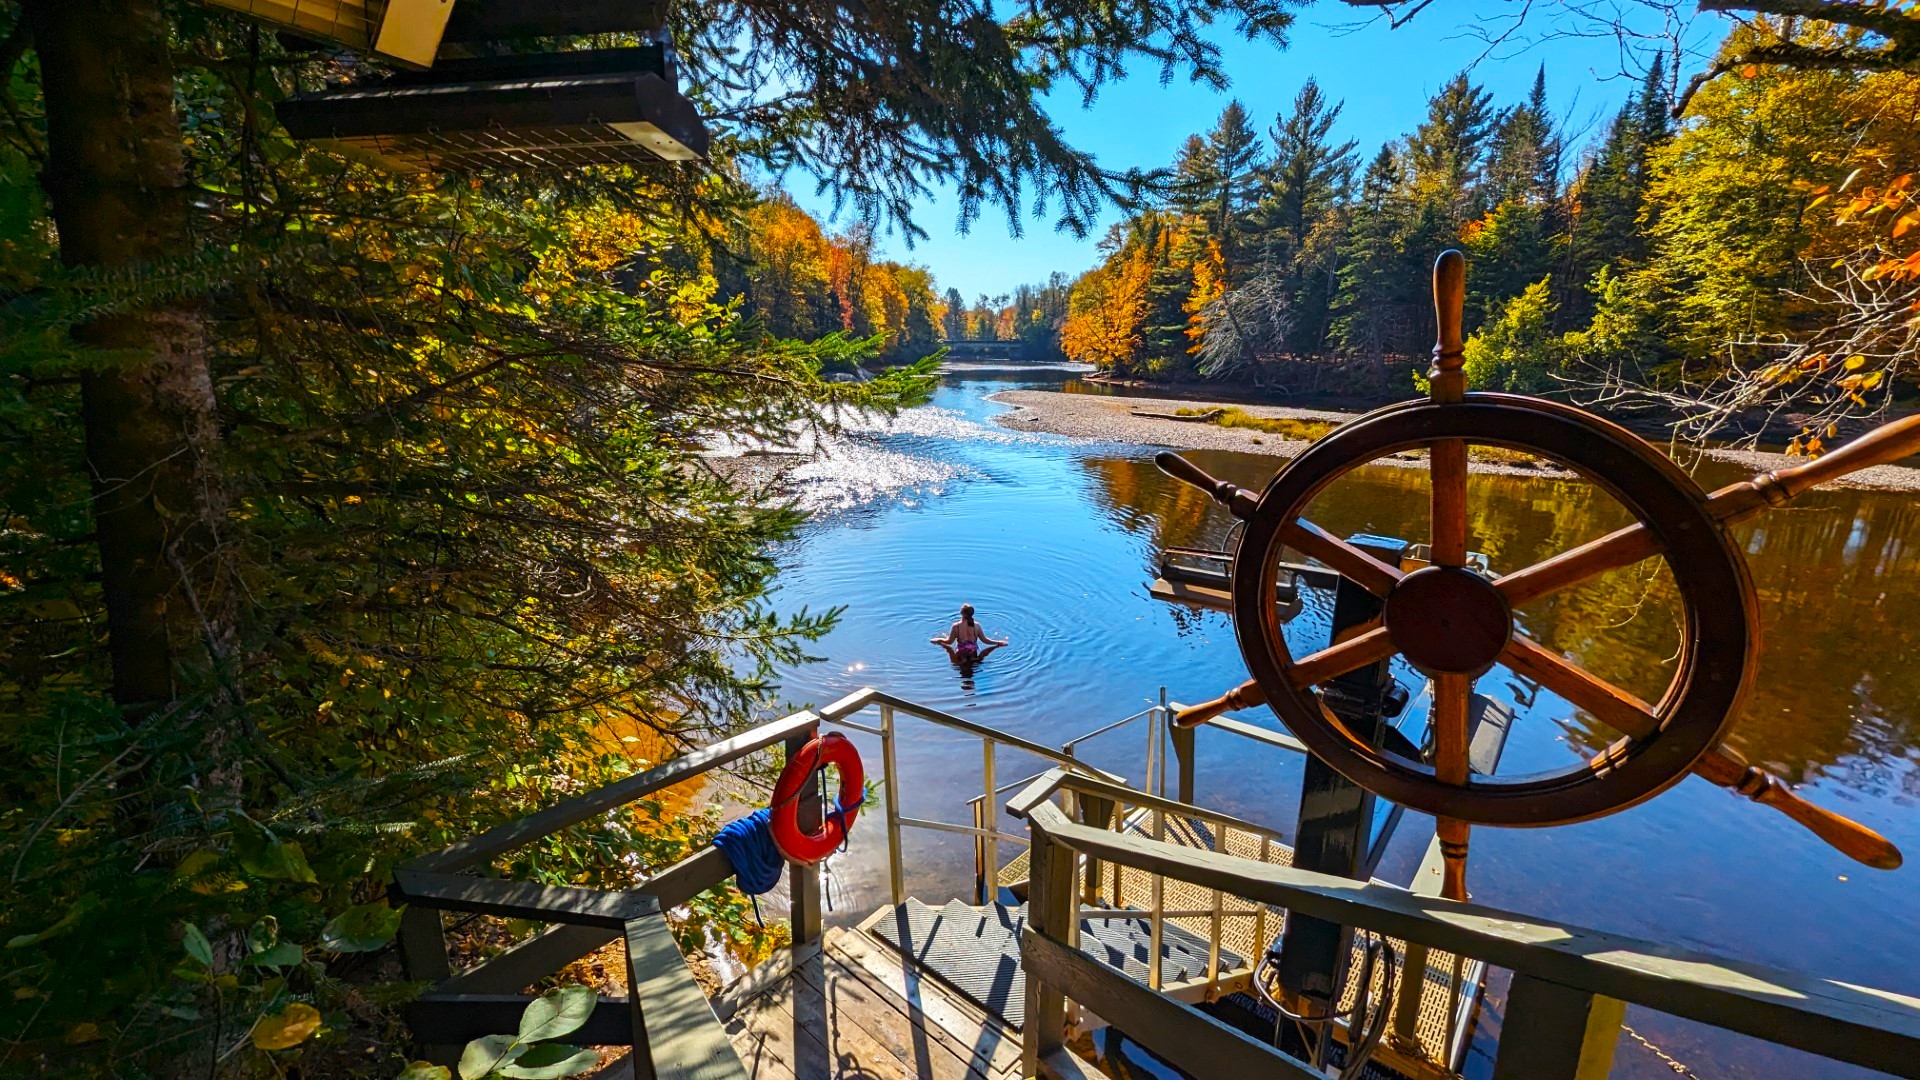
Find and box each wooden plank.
[443,923,619,995]
[725,988,828,1080]
[1026,802,1920,1077]
[1493,974,1624,1080]
[408,994,637,1046]
[441,0,664,41]
[1021,830,1075,1076]
[782,948,981,1080]
[1039,1045,1112,1080]
[636,845,736,910]
[392,868,650,928]
[712,943,820,1024]
[410,711,818,872]
[1206,714,1310,756]
[1020,928,1317,1079]
[828,929,1021,1077]
[625,913,748,1080]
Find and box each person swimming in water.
[931,604,1007,662]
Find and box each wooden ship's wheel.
[1160,250,1917,901]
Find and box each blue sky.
[785,1,1728,303]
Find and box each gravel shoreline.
[989,389,1920,492]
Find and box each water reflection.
[767,365,1920,1079]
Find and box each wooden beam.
[1206,714,1310,756]
[785,730,823,952]
[441,923,618,995]
[1021,830,1076,1077]
[634,844,735,910]
[441,0,665,41]
[625,913,748,1080]
[1025,802,1920,1077]
[1020,927,1318,1079]
[408,993,638,1046]
[1493,975,1625,1080]
[408,710,817,872]
[397,904,451,982]
[392,869,653,928]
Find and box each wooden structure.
[394,683,1920,1080]
[277,48,708,170]
[393,253,1920,1079]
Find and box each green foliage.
[1461,278,1563,393]
[452,986,598,1080]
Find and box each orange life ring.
[770,731,864,864]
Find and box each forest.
[1055,28,1920,441]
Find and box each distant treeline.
[1043,27,1920,431]
[721,192,946,365]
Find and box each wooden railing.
[388,686,1131,1075]
[1008,768,1920,1080]
[391,709,826,1078]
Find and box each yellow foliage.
[251,1003,322,1051]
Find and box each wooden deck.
[714,927,1024,1080]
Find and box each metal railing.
[1009,768,1920,1080]
[811,686,1119,908]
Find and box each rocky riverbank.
[988,389,1920,491]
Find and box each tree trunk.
[25,0,235,722]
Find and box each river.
[752,361,1920,1079]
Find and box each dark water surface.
[754,362,1920,1079]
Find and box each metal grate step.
[863,897,1247,1031]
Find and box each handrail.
[820,685,1103,774]
[1013,769,1920,1078]
[1026,770,1293,853]
[409,709,820,873]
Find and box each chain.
[1620,1022,1705,1078]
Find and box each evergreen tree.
[1407,72,1500,223]
[1171,103,1268,257]
[943,287,968,339]
[1485,66,1563,206]
[1333,145,1417,377]
[1258,79,1359,260]
[1562,53,1672,323]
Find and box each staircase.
[862,897,1248,1030]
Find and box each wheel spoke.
[1279,519,1404,597]
[1289,622,1395,688]
[1499,634,1659,740]
[1429,439,1470,569]
[1431,671,1473,902]
[1494,521,1663,609]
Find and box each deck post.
[1491,974,1625,1080]
[785,726,823,950]
[879,704,906,907]
[397,905,451,982]
[1021,828,1076,1077]
[981,738,998,905]
[1074,792,1115,905]
[1170,723,1196,804]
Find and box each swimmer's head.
[960,603,975,625]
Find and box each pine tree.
[1170,104,1268,257]
[943,287,967,339]
[1562,53,1673,323]
[1407,72,1500,223]
[1485,66,1562,206]
[1259,79,1359,261]
[1333,145,1417,377]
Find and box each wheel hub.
[1381,565,1513,676]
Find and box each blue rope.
[712,808,785,897]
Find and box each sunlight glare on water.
[755,362,1920,1080]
